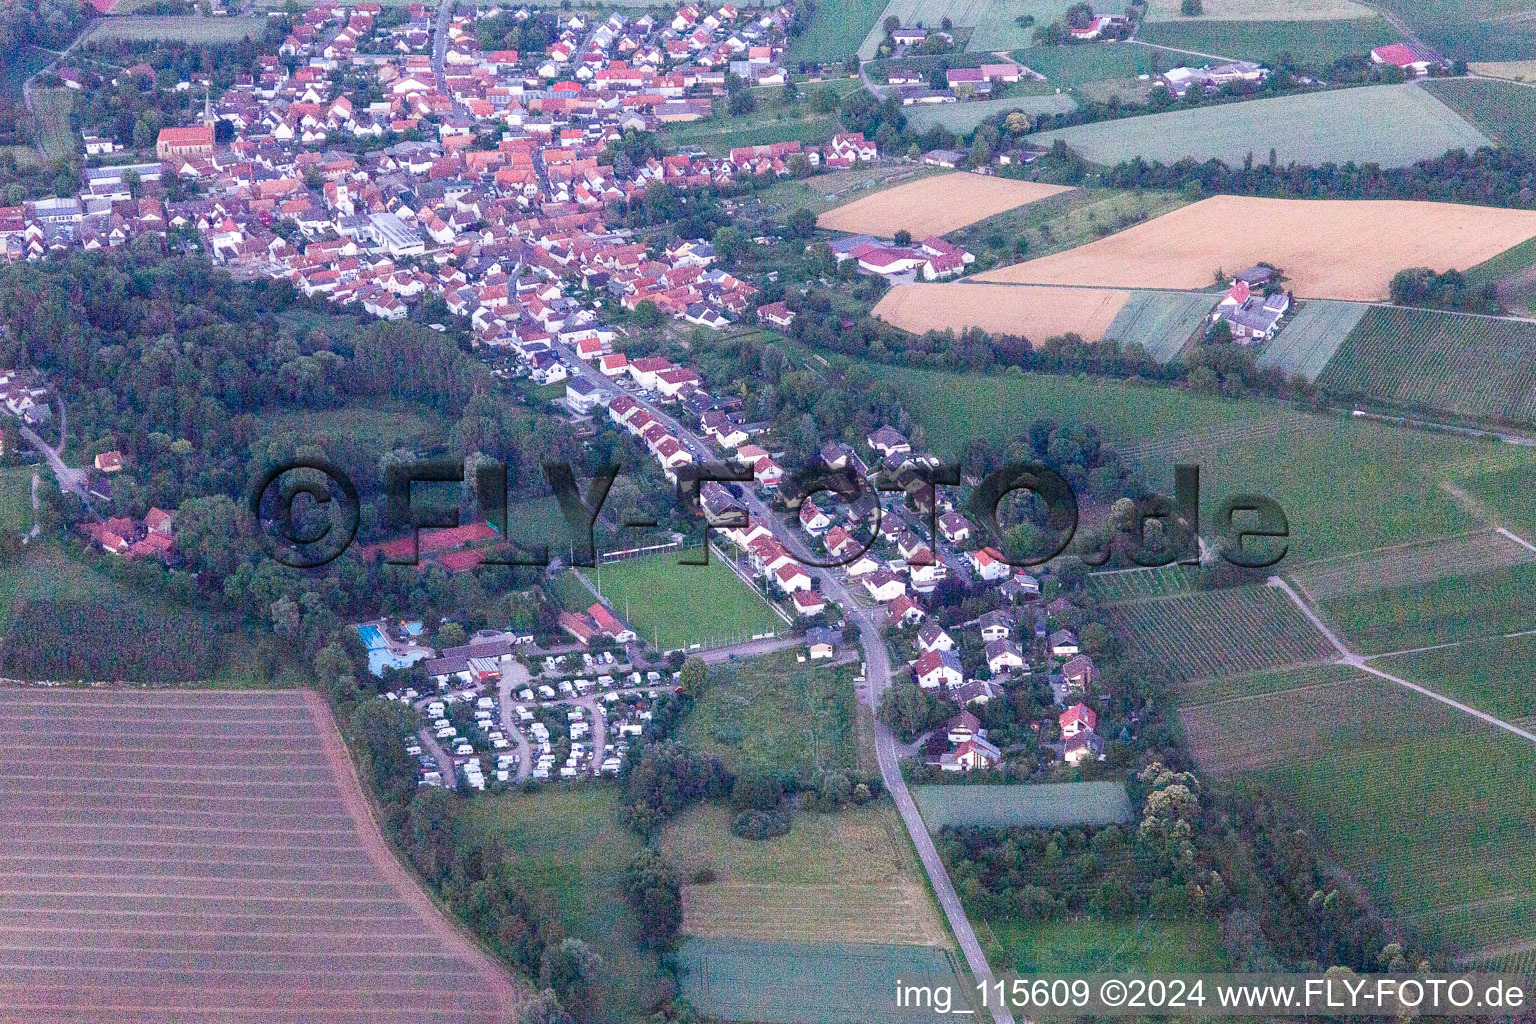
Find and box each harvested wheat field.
[0,687,521,1024]
[873,282,1130,340]
[975,196,1536,301]
[816,173,1073,238]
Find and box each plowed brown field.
[0,687,521,1024]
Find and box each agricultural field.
[1027,83,1488,171]
[81,14,264,43]
[1373,0,1536,60]
[1292,529,1536,604]
[755,163,940,217]
[0,544,248,682]
[1256,728,1536,957]
[579,550,781,651]
[1421,77,1536,155]
[679,937,966,1024]
[680,649,857,781]
[854,0,1052,58]
[903,92,1076,132]
[987,918,1228,973]
[1316,305,1536,426]
[787,0,889,62]
[1136,19,1399,65]
[1014,43,1161,87]
[913,782,1132,828]
[662,801,950,946]
[1469,60,1536,80]
[664,81,861,155]
[1102,289,1214,362]
[871,282,1130,341]
[949,186,1190,270]
[1255,299,1371,381]
[0,465,33,532]
[464,788,665,1022]
[1175,658,1356,708]
[1376,633,1536,724]
[1101,584,1337,683]
[1126,408,1489,562]
[1140,0,1374,20]
[0,688,520,1023]
[853,357,1261,452]
[976,195,1536,301]
[1179,666,1469,773]
[258,400,451,451]
[1459,460,1536,535]
[29,87,76,161]
[816,172,1073,239]
[1319,560,1536,655]
[1086,565,1197,603]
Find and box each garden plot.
[872,282,1129,340]
[977,194,1536,301]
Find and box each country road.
[554,346,1016,1024]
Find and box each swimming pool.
[356,624,387,650]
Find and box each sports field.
[662,801,950,946]
[1141,0,1373,19]
[1421,77,1536,154]
[1136,18,1400,64]
[680,937,966,1023]
[82,14,263,42]
[0,688,520,1023]
[1317,305,1536,425]
[581,551,781,651]
[1102,289,1213,362]
[903,93,1077,132]
[871,282,1130,341]
[913,782,1132,828]
[817,173,1073,238]
[1256,299,1371,381]
[1029,84,1487,170]
[976,195,1536,301]
[681,650,857,781]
